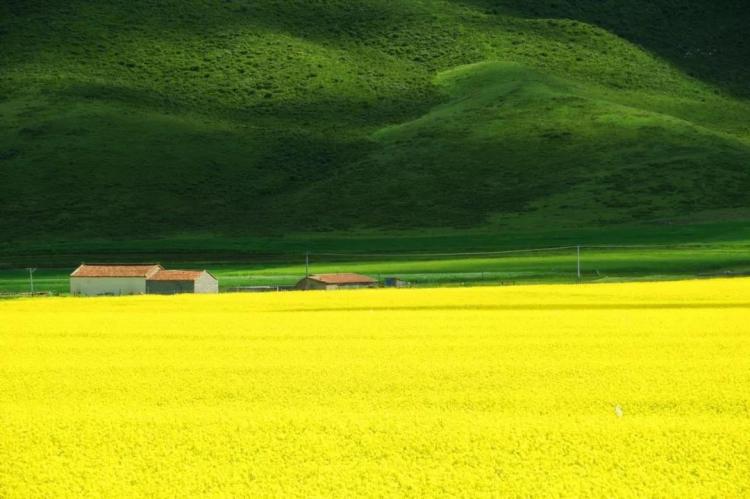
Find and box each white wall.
[194,272,219,294]
[71,277,146,296]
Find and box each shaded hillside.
[316,62,750,228]
[465,0,750,97]
[0,0,749,240]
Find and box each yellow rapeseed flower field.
[1,278,749,497]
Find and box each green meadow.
[3,244,749,295]
[2,220,750,294]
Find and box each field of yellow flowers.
[1,278,749,497]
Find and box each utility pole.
[305,251,309,278]
[576,246,581,281]
[26,267,37,295]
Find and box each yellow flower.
[1,278,749,497]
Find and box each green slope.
[1,0,749,242]
[335,61,750,228]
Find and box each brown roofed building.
[295,273,378,291]
[70,264,218,296]
[70,264,162,296]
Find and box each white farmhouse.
[70,264,220,296]
[70,264,163,296]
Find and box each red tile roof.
[70,264,163,278]
[308,273,377,284]
[148,270,206,281]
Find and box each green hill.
[1,0,749,243]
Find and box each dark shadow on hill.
[55,80,441,132]
[2,0,419,47]
[0,95,380,240]
[454,0,750,97]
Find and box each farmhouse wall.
[295,278,328,290]
[146,280,195,295]
[194,272,219,293]
[70,277,146,296]
[295,278,380,290]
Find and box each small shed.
[296,273,378,291]
[146,270,219,295]
[384,277,410,288]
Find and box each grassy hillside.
[1,0,749,242]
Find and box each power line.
[309,246,580,259]
[306,242,744,260]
